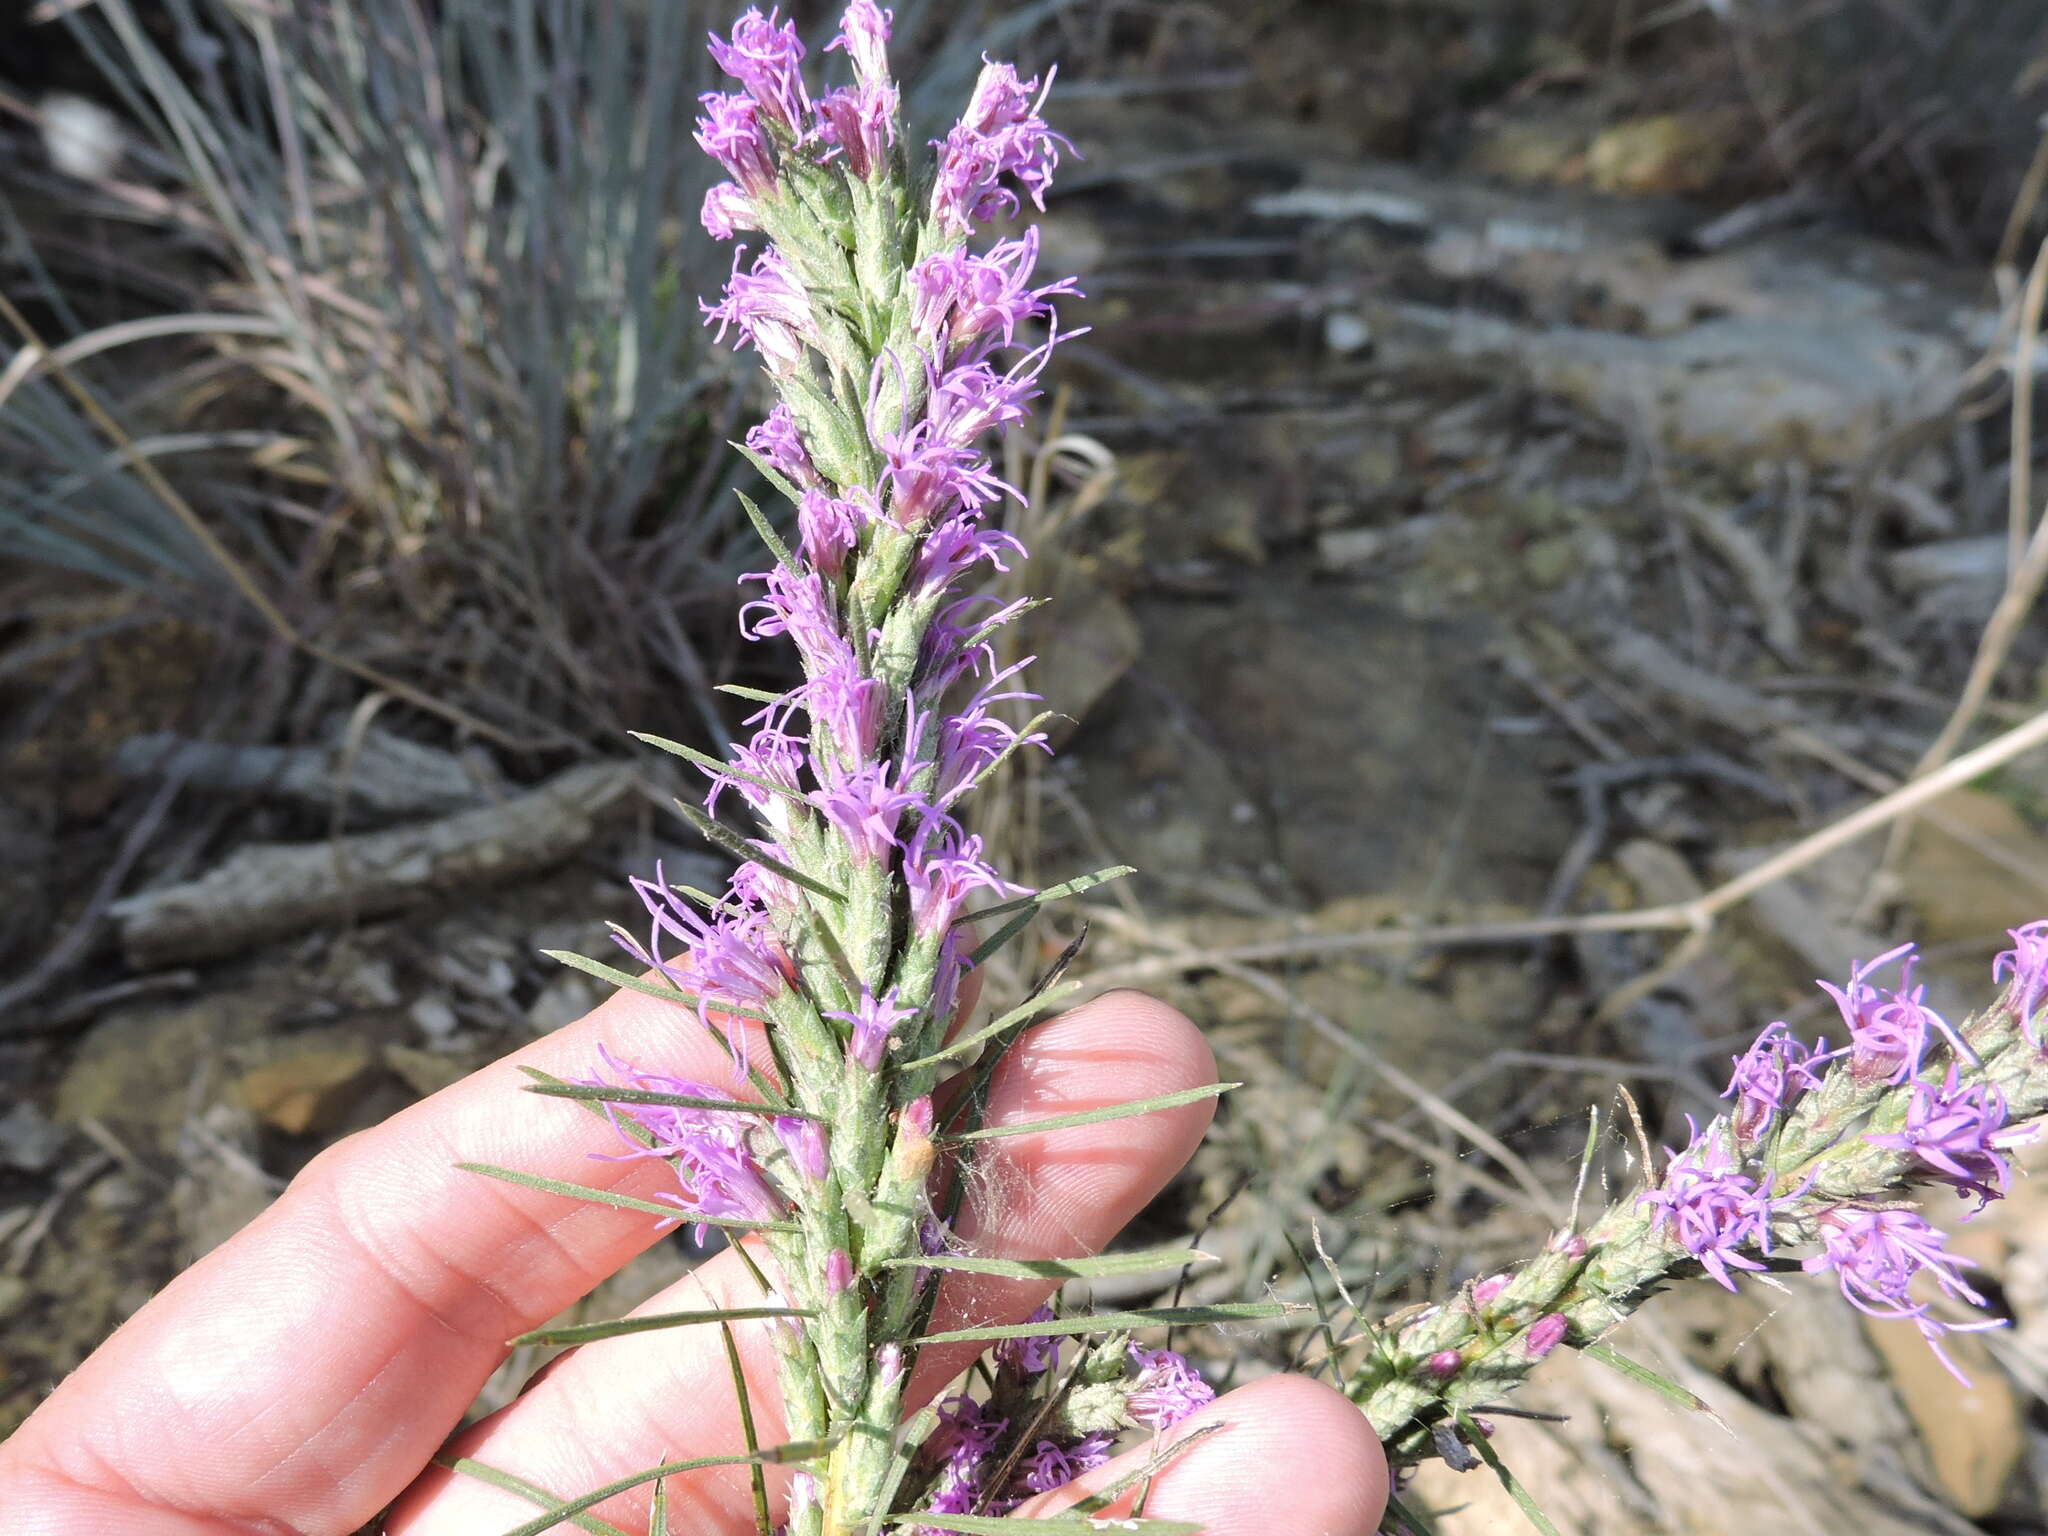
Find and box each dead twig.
[1082,701,2048,984]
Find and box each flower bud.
[1425,1349,1463,1381]
[825,1247,855,1298]
[1523,1314,1568,1359]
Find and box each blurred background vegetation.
[6,2,2048,1530]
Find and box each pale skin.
[0,985,1390,1535]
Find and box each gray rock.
[0,1103,66,1172]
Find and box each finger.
[387,989,1216,1535]
[1019,1375,1390,1536]
[0,979,775,1535]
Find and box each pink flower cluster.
[1645,932,2048,1381]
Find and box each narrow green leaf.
[731,441,807,510]
[899,980,1081,1071]
[879,1245,1213,1280]
[1581,1343,1711,1415]
[1068,1423,1221,1516]
[961,865,1136,927]
[649,1476,671,1536]
[865,1405,940,1536]
[1454,1410,1562,1536]
[491,1438,840,1536]
[940,1083,1237,1143]
[443,1459,632,1536]
[675,800,844,903]
[733,486,797,570]
[539,949,773,1024]
[632,732,805,805]
[511,1306,814,1348]
[889,1518,1200,1535]
[456,1163,798,1234]
[966,905,1041,968]
[916,1302,1293,1346]
[519,1066,655,1148]
[1382,1490,1442,1536]
[717,682,787,705]
[719,1320,774,1536]
[524,1082,819,1121]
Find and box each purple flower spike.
[1724,1022,1826,1141]
[701,181,756,240]
[817,81,898,180]
[775,1115,830,1184]
[1124,1343,1215,1431]
[739,564,852,674]
[920,1395,1008,1526]
[1802,1206,2003,1384]
[1994,919,2048,1042]
[904,825,1023,936]
[709,7,810,135]
[805,657,887,762]
[1636,1136,1784,1291]
[703,246,816,376]
[808,761,930,865]
[1819,943,1967,1085]
[1016,1432,1115,1496]
[1866,1066,2024,1209]
[995,1304,1061,1377]
[582,1046,784,1244]
[910,229,1080,355]
[743,402,818,487]
[694,93,779,198]
[796,487,871,580]
[930,60,1070,234]
[829,0,893,86]
[830,986,917,1071]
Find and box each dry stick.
[1084,701,2048,980]
[1877,236,2048,882]
[0,289,544,752]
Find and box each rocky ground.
[8,5,2048,1531]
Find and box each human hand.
[0,985,1389,1535]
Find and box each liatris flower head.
[476,15,1215,1531]
[1349,933,2048,1470]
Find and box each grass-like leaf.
[962,865,1135,928]
[524,1081,819,1121]
[510,1306,814,1348]
[456,1163,797,1234]
[1454,1409,1562,1536]
[939,1083,1237,1143]
[538,949,774,1024]
[731,441,807,511]
[717,682,788,705]
[1581,1343,1715,1417]
[899,980,1082,1071]
[491,1438,841,1536]
[649,1476,671,1536]
[718,1319,774,1536]
[632,731,806,804]
[674,800,844,903]
[733,486,797,571]
[916,1301,1293,1346]
[879,1245,1213,1280]
[888,1518,1199,1535]
[442,1458,633,1536]
[1381,1491,1441,1536]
